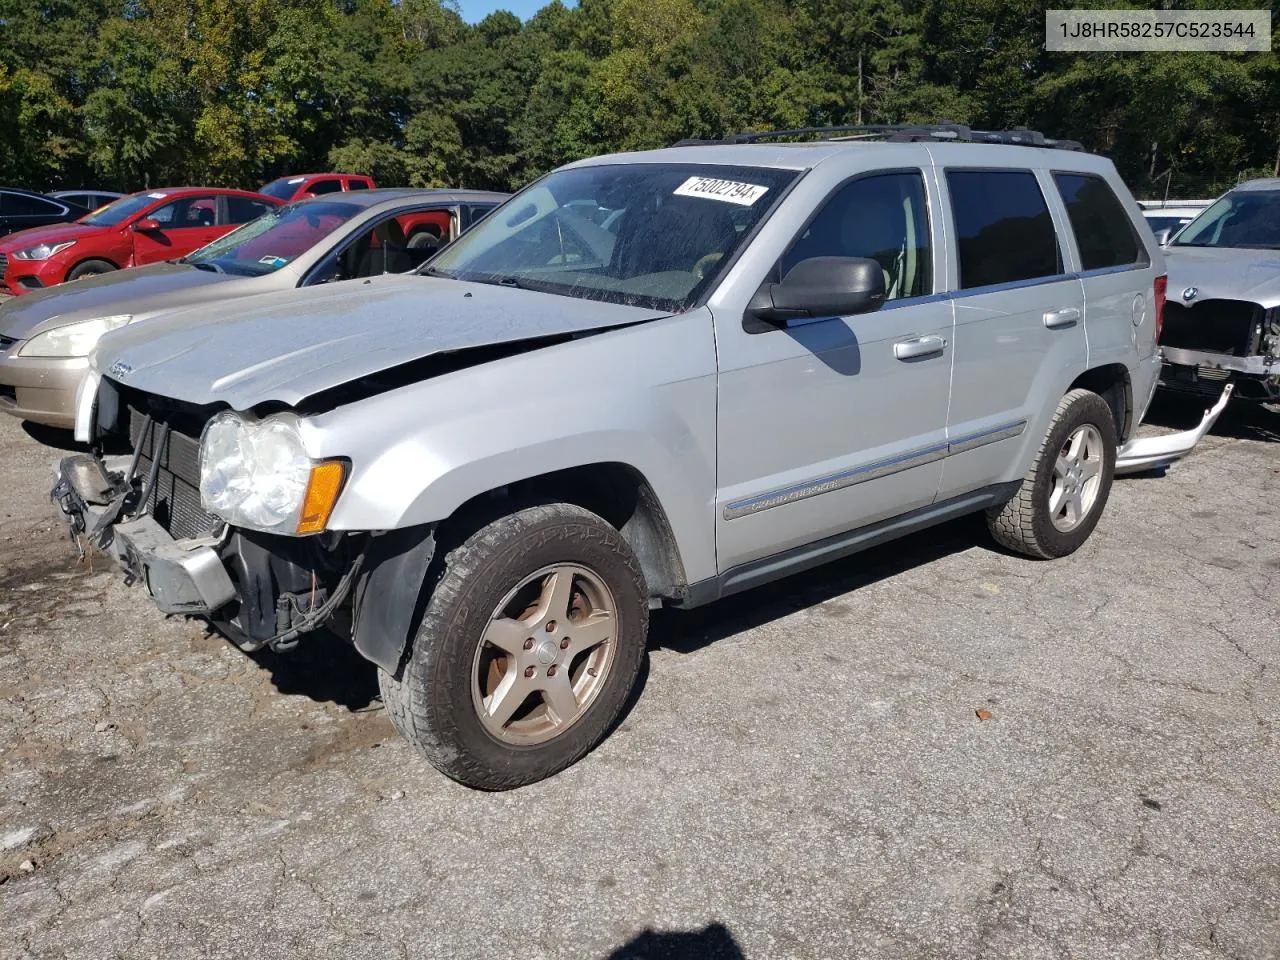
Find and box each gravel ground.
[0,396,1277,960]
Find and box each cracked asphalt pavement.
[1,395,1278,960]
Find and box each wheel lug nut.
[524,666,536,678]
[523,638,534,650]
[545,620,556,632]
[559,637,570,649]
[547,665,558,677]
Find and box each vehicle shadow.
[650,514,984,656]
[1144,391,1280,443]
[246,627,381,712]
[605,923,745,959]
[208,512,982,720]
[21,421,86,452]
[21,420,132,454]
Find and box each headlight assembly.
[198,412,346,535]
[12,240,77,261]
[18,314,132,358]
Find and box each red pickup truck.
[259,173,377,203]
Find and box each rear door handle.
[1043,307,1081,329]
[893,335,947,361]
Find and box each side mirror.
[747,256,887,329]
[132,217,162,233]
[1153,228,1173,246]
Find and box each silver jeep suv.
[58,126,1179,789]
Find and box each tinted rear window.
[1054,173,1145,270]
[947,170,1062,289]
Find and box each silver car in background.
[1158,179,1280,403]
[0,188,506,427]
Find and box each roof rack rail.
[673,124,1085,152]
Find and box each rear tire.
[379,503,648,790]
[66,260,116,282]
[986,388,1117,559]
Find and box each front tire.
[66,259,116,282]
[986,388,1117,559]
[379,503,649,790]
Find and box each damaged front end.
[50,383,413,661]
[1159,298,1280,402]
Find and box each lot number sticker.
[674,176,769,206]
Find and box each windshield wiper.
[463,273,539,290]
[189,261,224,274]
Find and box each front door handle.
[1043,307,1081,329]
[893,335,947,361]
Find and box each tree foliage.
[0,0,1274,197]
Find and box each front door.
[131,195,225,265]
[715,170,953,571]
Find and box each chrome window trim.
[723,418,1027,520]
[1074,263,1149,280]
[947,273,1075,300]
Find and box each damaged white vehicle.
[54,127,1223,789]
[1159,178,1280,405]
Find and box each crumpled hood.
[0,262,236,340]
[1163,246,1280,307]
[94,274,669,410]
[0,221,107,252]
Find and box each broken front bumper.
[51,453,236,615]
[1114,383,1233,476]
[1161,346,1279,377]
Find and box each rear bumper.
[0,347,87,428]
[51,453,236,615]
[1115,383,1232,476]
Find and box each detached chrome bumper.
[1115,383,1232,476]
[50,454,235,615]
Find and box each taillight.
[1153,274,1167,342]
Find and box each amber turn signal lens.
[296,461,347,534]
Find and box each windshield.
[260,177,306,201]
[184,200,361,276]
[427,163,800,310]
[1145,215,1191,235]
[1172,190,1280,250]
[79,192,162,227]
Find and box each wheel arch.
[1069,363,1132,441]
[442,461,689,601]
[65,256,121,281]
[350,462,687,677]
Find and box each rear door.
[222,195,275,229]
[937,167,1086,499]
[1051,171,1157,370]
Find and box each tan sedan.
[0,188,506,428]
